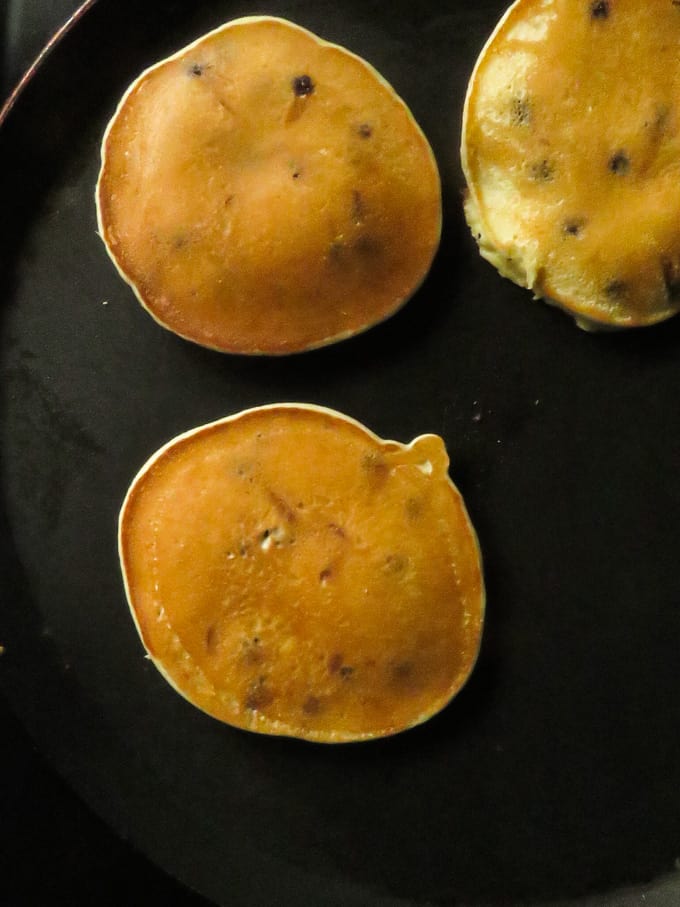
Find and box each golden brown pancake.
[462,0,680,329]
[119,404,484,742]
[96,16,441,354]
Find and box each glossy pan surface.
[1,1,680,904]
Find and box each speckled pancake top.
[462,0,680,329]
[97,16,441,354]
[118,404,484,743]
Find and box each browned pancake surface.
[119,405,484,742]
[97,17,441,353]
[462,0,680,328]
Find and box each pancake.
[462,0,680,329]
[119,404,484,743]
[96,16,441,354]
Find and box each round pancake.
[96,17,441,354]
[462,0,680,329]
[119,404,484,743]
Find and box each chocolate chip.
[609,151,630,175]
[328,652,343,674]
[302,695,322,715]
[205,625,218,652]
[292,74,314,96]
[354,235,381,256]
[662,258,680,300]
[605,279,628,298]
[268,491,297,524]
[189,63,204,76]
[529,159,555,182]
[242,638,265,666]
[245,680,274,710]
[590,0,609,18]
[511,96,532,126]
[361,452,388,474]
[391,661,413,681]
[328,240,345,261]
[563,217,586,236]
[358,123,373,138]
[384,553,407,573]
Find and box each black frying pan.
[1,1,680,905]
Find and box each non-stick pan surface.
[1,1,680,904]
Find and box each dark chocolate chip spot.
[358,123,373,138]
[609,150,630,175]
[242,637,265,666]
[189,63,205,76]
[605,279,628,298]
[292,170,301,179]
[292,74,314,96]
[354,235,382,256]
[391,661,414,681]
[511,96,532,126]
[529,159,555,182]
[662,258,680,300]
[269,491,297,524]
[590,0,609,18]
[328,240,345,261]
[339,665,355,679]
[328,652,344,674]
[361,451,388,475]
[205,625,218,652]
[245,680,274,711]
[302,695,322,715]
[563,217,586,236]
[384,553,407,573]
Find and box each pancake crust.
[462,0,680,329]
[119,405,484,743]
[97,17,441,354]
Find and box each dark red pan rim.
[0,0,99,127]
